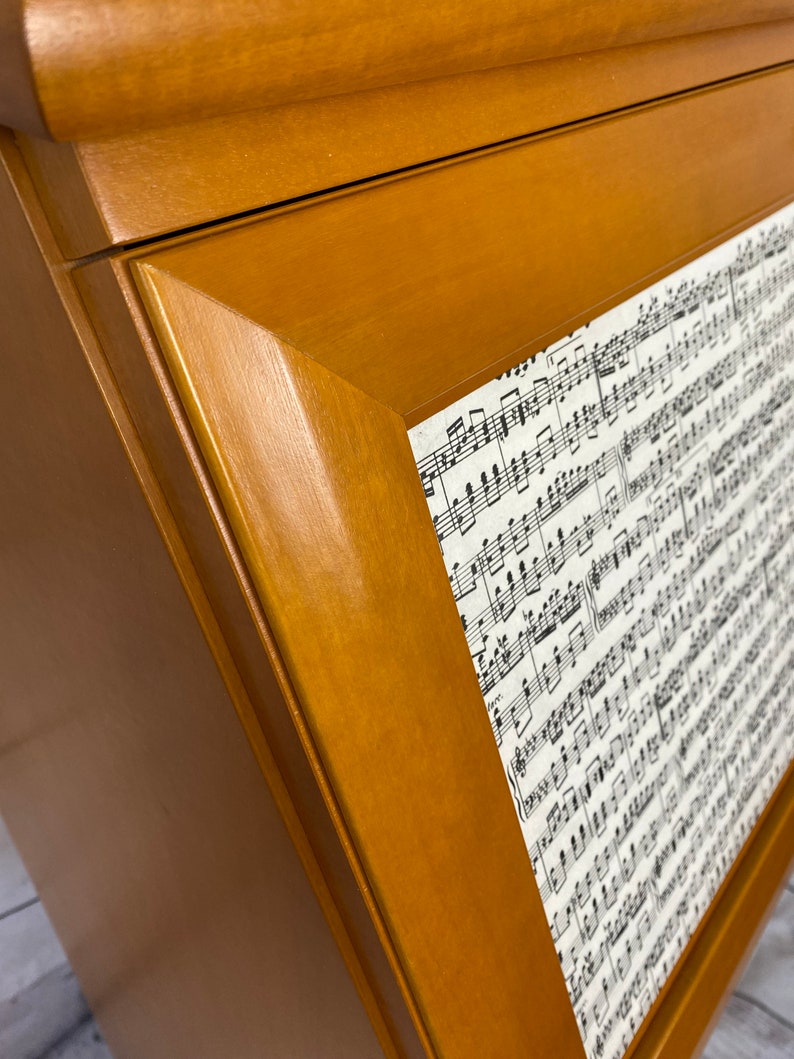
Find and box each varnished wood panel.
[2,0,792,140]
[132,66,794,425]
[0,0,45,138]
[0,131,390,1059]
[2,22,791,1058]
[124,64,794,1059]
[18,20,794,257]
[73,250,428,1059]
[134,271,586,1059]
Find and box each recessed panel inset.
[409,202,794,1059]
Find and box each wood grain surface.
[0,130,393,1059]
[75,249,428,1059]
[124,64,794,1059]
[130,65,794,426]
[136,269,586,1059]
[16,20,794,258]
[2,14,793,1058]
[2,0,793,141]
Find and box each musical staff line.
[409,201,794,1059]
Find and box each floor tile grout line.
[36,1009,96,1059]
[0,895,40,922]
[732,990,794,1034]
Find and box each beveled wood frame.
[84,63,794,1059]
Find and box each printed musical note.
[409,202,794,1059]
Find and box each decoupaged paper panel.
[409,202,794,1059]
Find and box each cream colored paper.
[409,202,794,1059]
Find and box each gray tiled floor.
[0,818,112,1059]
[42,1018,113,1059]
[0,813,791,1058]
[702,882,794,1059]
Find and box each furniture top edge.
[2,0,794,141]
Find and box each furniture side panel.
[73,252,428,1059]
[0,134,386,1059]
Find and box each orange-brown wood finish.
[0,0,45,136]
[127,66,794,425]
[1,9,794,1059]
[16,19,794,257]
[0,131,400,1059]
[135,274,583,1059]
[74,229,429,1059]
[93,62,793,1059]
[2,0,793,141]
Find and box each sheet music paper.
[408,201,794,1059]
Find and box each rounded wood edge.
[14,21,794,258]
[0,0,48,136]
[3,0,794,141]
[71,249,428,1059]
